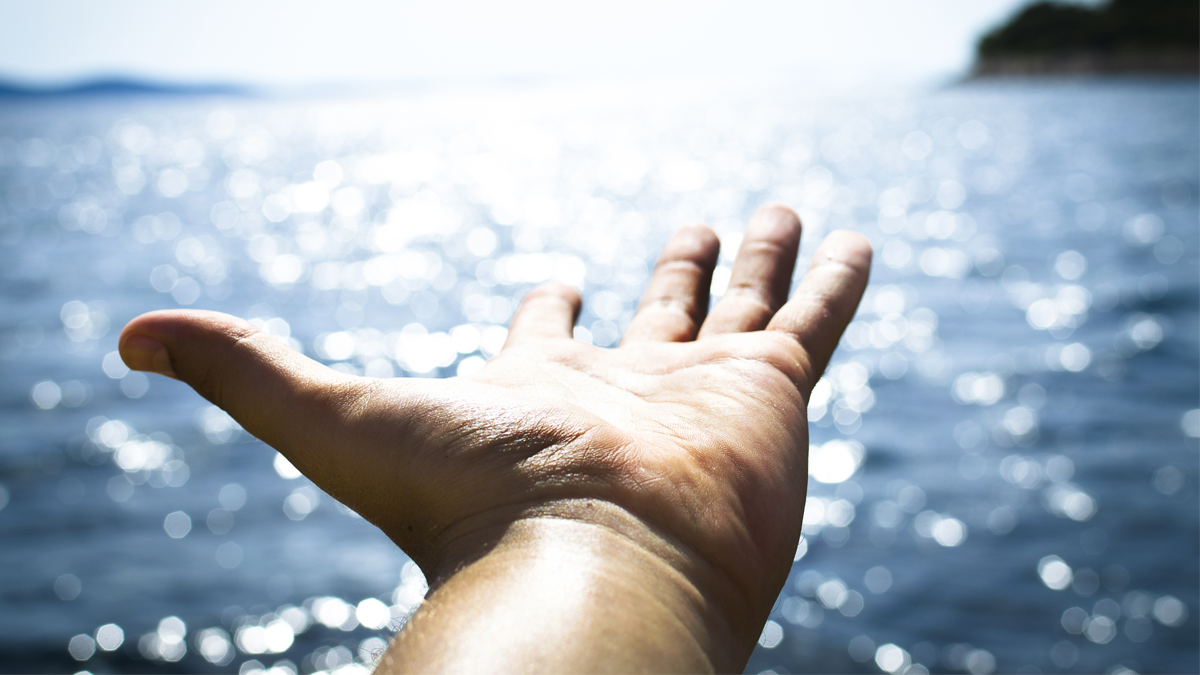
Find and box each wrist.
[389,498,760,673]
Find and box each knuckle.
[654,257,706,276]
[640,297,702,333]
[723,283,776,314]
[761,332,819,393]
[525,282,581,306]
[743,238,789,258]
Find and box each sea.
[0,77,1196,675]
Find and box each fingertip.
[121,309,252,340]
[751,203,802,234]
[121,310,258,380]
[735,203,802,256]
[668,224,721,263]
[506,282,585,346]
[675,221,719,242]
[816,231,873,271]
[118,309,174,342]
[757,201,800,220]
[119,333,176,378]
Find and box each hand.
[120,203,871,673]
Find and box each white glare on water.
[95,623,124,651]
[757,620,784,649]
[2,80,1191,675]
[1039,556,1073,591]
[163,511,192,539]
[808,440,865,484]
[197,628,234,665]
[68,634,95,661]
[356,598,392,631]
[875,643,911,674]
[55,574,81,601]
[31,381,61,409]
[274,454,302,480]
[1180,408,1200,439]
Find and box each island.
[972,0,1199,76]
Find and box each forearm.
[376,500,754,674]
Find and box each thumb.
[118,310,364,462]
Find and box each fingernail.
[121,335,176,378]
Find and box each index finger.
[765,231,872,381]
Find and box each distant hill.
[972,0,1199,76]
[0,78,252,98]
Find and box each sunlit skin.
[120,204,871,673]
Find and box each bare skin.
[119,203,871,674]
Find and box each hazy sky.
[0,0,1037,87]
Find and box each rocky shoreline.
[971,0,1197,78]
[973,51,1199,77]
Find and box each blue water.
[0,79,1196,675]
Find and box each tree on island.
[974,0,1198,75]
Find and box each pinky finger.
[503,282,582,349]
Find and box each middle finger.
[698,203,802,337]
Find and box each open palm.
[120,204,871,672]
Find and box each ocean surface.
[0,78,1196,675]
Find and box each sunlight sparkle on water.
[0,79,1193,675]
